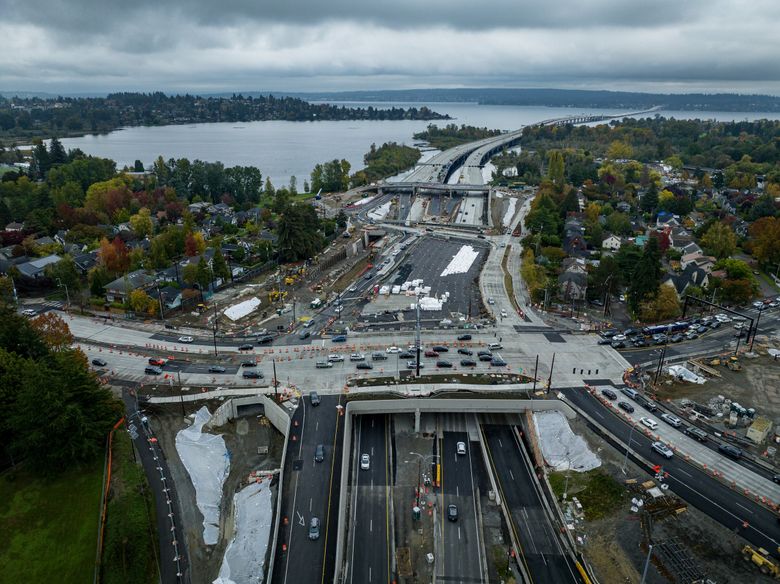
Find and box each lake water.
[57,102,780,186]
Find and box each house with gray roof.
[16,254,62,279]
[104,270,156,303]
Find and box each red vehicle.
[148,357,166,366]
[424,350,439,358]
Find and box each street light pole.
[749,308,763,353]
[56,277,70,307]
[640,544,654,584]
[621,420,638,474]
[212,301,218,356]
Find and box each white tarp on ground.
[440,245,479,277]
[533,411,601,472]
[502,198,518,227]
[351,195,375,207]
[668,365,707,384]
[176,406,230,545]
[224,297,261,322]
[416,296,444,311]
[368,200,392,221]
[212,480,273,584]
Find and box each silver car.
[651,441,674,459]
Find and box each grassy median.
[0,461,104,583]
[548,469,626,520]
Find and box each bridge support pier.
[414,408,421,434]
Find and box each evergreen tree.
[212,248,231,282]
[48,137,68,166]
[628,238,662,314]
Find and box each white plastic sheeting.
[213,480,273,584]
[175,406,230,545]
[668,365,706,384]
[351,195,375,207]
[533,411,601,472]
[440,245,479,277]
[224,297,261,322]
[368,201,392,220]
[502,198,518,227]
[417,296,444,311]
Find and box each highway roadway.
[562,387,780,557]
[438,425,486,583]
[273,393,344,584]
[347,414,392,584]
[482,422,582,583]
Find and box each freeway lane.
[273,393,344,584]
[562,388,780,557]
[349,415,391,584]
[439,428,484,584]
[482,423,581,583]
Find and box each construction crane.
[742,545,780,578]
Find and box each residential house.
[149,285,183,311]
[563,214,588,257]
[104,269,156,303]
[661,263,709,298]
[188,201,210,214]
[16,254,62,280]
[73,251,99,275]
[4,222,24,232]
[616,201,631,214]
[558,271,587,301]
[680,242,702,257]
[601,234,622,252]
[669,226,694,250]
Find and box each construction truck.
[742,545,780,578]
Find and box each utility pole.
[272,359,279,401]
[532,354,539,391]
[749,308,763,353]
[155,283,166,322]
[546,352,555,392]
[415,297,422,377]
[212,301,218,356]
[640,544,654,584]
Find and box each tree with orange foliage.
[184,232,206,257]
[30,312,74,351]
[98,236,131,275]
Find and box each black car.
[144,366,162,375]
[718,443,742,459]
[238,343,253,351]
[734,330,747,339]
[356,362,373,370]
[670,334,684,343]
[399,351,415,359]
[618,401,634,413]
[632,339,647,348]
[91,358,107,367]
[460,359,477,367]
[477,349,492,357]
[634,395,658,412]
[597,338,613,345]
[611,341,626,349]
[432,345,449,353]
[601,388,617,400]
[457,334,472,341]
[242,370,263,379]
[257,335,274,344]
[490,357,507,366]
[447,504,458,521]
[458,348,473,355]
[241,360,257,367]
[208,365,227,373]
[299,330,311,340]
[601,330,617,338]
[436,360,453,368]
[709,321,721,329]
[624,328,639,337]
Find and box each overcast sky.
[2,0,780,95]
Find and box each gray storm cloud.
[1,0,779,93]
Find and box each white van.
[488,342,503,350]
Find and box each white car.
[640,417,658,430]
[651,441,674,459]
[360,453,370,470]
[612,334,627,341]
[753,301,765,309]
[715,313,731,322]
[386,346,401,354]
[178,336,194,343]
[456,441,466,455]
[660,413,682,427]
[500,310,508,318]
[348,285,357,293]
[349,353,366,361]
[328,354,345,362]
[22,309,37,317]
[487,298,496,305]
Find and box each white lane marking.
[316,421,319,432]
[509,469,515,481]
[456,485,459,497]
[737,503,754,514]
[370,518,373,532]
[458,526,462,541]
[309,498,312,512]
[676,467,692,478]
[297,511,305,526]
[498,438,503,448]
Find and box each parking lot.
[368,237,489,320]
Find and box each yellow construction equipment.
[284,276,297,286]
[268,290,288,303]
[742,545,780,578]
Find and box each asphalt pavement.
[273,393,344,584]
[562,387,780,557]
[481,423,582,583]
[123,390,190,584]
[438,428,485,583]
[348,414,391,584]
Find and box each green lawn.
[0,461,104,583]
[548,469,626,520]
